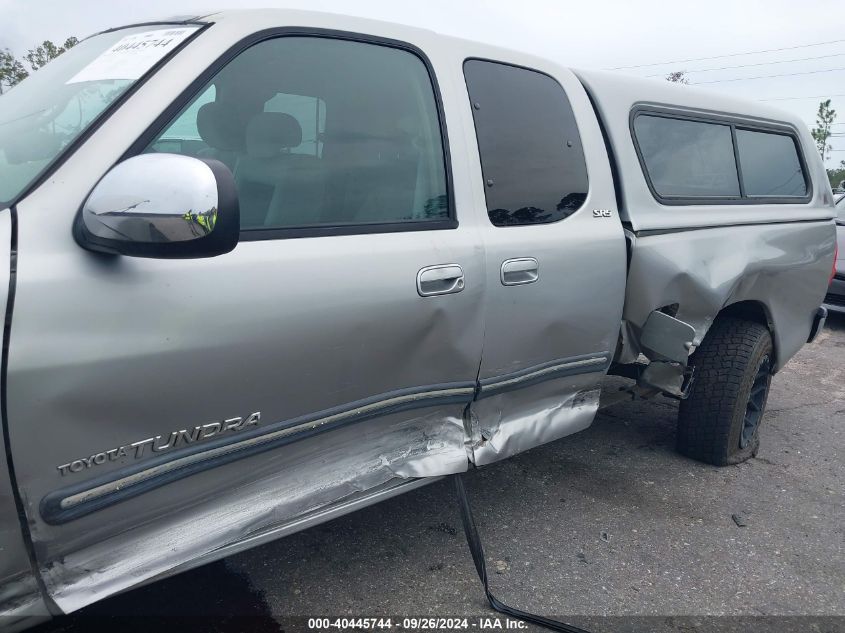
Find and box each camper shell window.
[631,107,811,206]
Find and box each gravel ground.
[38,314,845,633]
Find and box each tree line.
[810,100,845,189]
[0,37,78,94]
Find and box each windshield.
[0,25,201,206]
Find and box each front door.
[462,59,627,465]
[7,32,484,610]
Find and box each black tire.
[677,317,773,466]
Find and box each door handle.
[501,257,539,286]
[417,264,465,297]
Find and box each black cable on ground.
[454,474,592,633]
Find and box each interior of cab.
[146,36,449,231]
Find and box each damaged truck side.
[0,10,836,629]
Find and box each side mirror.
[74,154,239,258]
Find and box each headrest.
[246,112,303,158]
[197,102,244,151]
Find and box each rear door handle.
[501,257,539,286]
[417,264,465,297]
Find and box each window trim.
[462,56,590,227]
[629,105,813,206]
[122,27,457,240]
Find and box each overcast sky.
[2,0,844,165]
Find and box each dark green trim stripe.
[41,352,612,524]
[41,382,475,524]
[477,352,610,400]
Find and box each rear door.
[7,31,485,609]
[461,59,627,465]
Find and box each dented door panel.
[4,18,488,612]
[460,58,626,464]
[469,373,602,467]
[8,195,485,608]
[41,408,468,611]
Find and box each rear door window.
[633,115,740,199]
[463,60,588,226]
[735,129,807,197]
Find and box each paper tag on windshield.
[66,26,200,84]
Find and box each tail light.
[831,241,839,285]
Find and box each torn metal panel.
[616,320,641,365]
[0,576,51,632]
[151,476,440,586]
[41,408,467,613]
[621,222,836,371]
[638,360,692,398]
[469,374,602,467]
[639,310,696,364]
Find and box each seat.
[236,112,325,228]
[195,101,246,173]
[320,123,420,225]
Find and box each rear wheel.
[676,317,773,466]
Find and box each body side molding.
[41,382,475,524]
[476,352,610,400]
[42,351,611,524]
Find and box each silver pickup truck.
[0,10,837,629]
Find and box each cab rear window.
[632,111,809,204]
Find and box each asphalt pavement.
[37,314,845,633]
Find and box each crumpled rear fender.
[622,221,836,372]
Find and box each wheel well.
[714,300,777,369]
[718,301,771,328]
